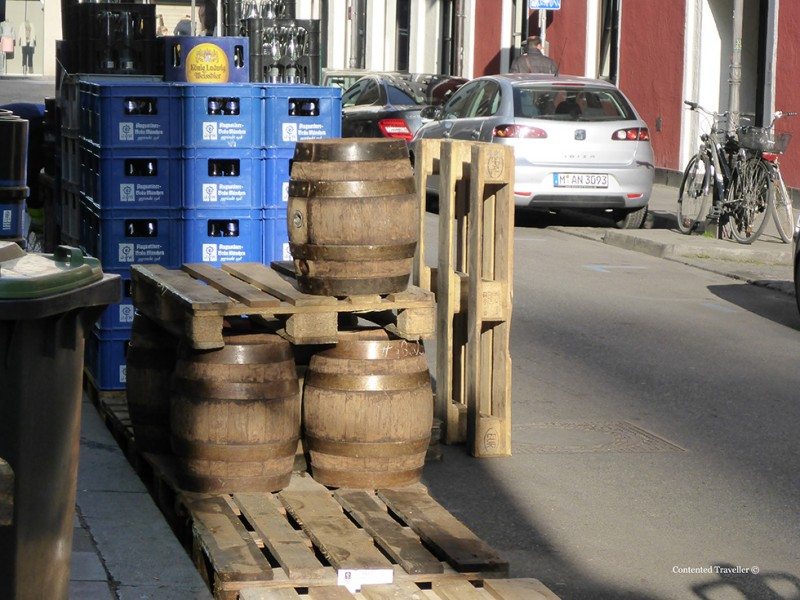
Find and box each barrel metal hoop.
[304,371,430,392]
[293,139,410,163]
[309,465,424,488]
[172,377,299,400]
[127,352,176,370]
[297,274,410,296]
[179,345,294,364]
[306,435,430,458]
[288,178,415,199]
[171,436,299,461]
[323,339,425,361]
[289,241,417,262]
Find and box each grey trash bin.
[0,241,120,600]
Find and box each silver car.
[413,74,655,228]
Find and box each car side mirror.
[420,105,441,121]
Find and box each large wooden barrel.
[288,138,419,296]
[126,313,178,454]
[170,333,300,492]
[303,329,433,488]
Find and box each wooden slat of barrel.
[288,139,419,296]
[303,329,433,488]
[126,314,178,454]
[170,333,300,493]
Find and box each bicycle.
[676,101,743,236]
[733,111,796,243]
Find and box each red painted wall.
[473,0,503,76]
[618,3,684,171]
[539,7,586,76]
[775,3,800,188]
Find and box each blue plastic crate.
[85,329,128,391]
[263,147,293,209]
[0,200,25,238]
[262,206,290,264]
[82,145,182,209]
[80,199,182,270]
[95,272,135,332]
[182,147,261,209]
[183,208,262,265]
[163,36,250,83]
[180,83,262,148]
[261,84,342,149]
[79,79,181,148]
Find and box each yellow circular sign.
[185,43,230,83]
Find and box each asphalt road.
[420,211,800,600]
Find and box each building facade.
[17,0,799,188]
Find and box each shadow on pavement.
[691,564,800,599]
[707,284,800,329]
[511,207,677,231]
[422,450,668,600]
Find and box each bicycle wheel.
[727,158,770,244]
[676,154,710,234]
[770,168,794,243]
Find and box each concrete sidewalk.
[551,183,797,299]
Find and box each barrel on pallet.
[126,313,178,454]
[303,328,433,488]
[170,332,300,492]
[287,138,418,296]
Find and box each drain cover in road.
[512,421,684,454]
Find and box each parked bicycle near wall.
[733,111,796,244]
[676,101,744,237]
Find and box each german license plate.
[554,173,609,188]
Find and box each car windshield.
[513,85,636,121]
[386,81,426,106]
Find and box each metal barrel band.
[304,371,430,392]
[177,471,292,493]
[289,241,417,262]
[306,435,429,458]
[179,344,294,364]
[171,377,299,401]
[171,436,299,461]
[310,465,424,488]
[298,274,410,296]
[322,339,425,360]
[293,139,409,163]
[288,177,415,199]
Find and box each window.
[442,81,481,119]
[513,85,635,121]
[469,82,501,118]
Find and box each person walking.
[509,35,557,75]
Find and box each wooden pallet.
[131,262,435,349]
[412,140,514,457]
[86,377,559,600]
[238,578,559,599]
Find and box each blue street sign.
[529,0,561,9]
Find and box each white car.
[413,74,655,228]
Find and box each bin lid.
[0,243,104,299]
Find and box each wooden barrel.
[287,138,419,296]
[170,333,300,492]
[126,313,178,454]
[303,329,433,488]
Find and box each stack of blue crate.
[180,84,264,265]
[261,84,342,262]
[78,79,183,390]
[78,79,342,390]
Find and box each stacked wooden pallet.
[130,262,435,349]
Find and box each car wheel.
[795,257,800,317]
[614,206,648,229]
